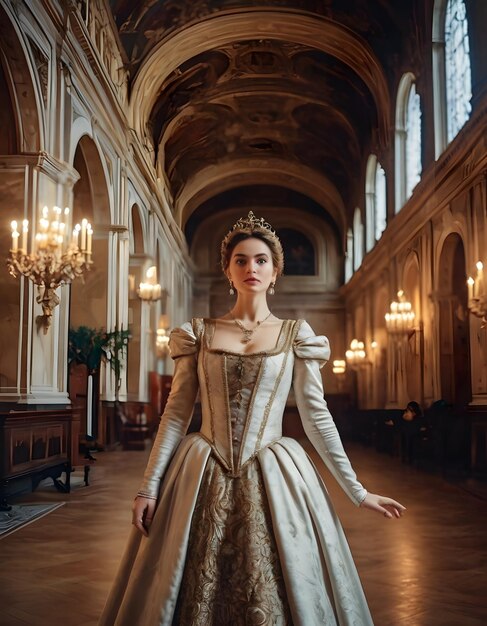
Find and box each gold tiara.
[230,211,275,234]
[220,210,283,272]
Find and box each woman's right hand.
[132,496,156,537]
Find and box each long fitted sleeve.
[137,322,199,500]
[293,321,367,506]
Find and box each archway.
[71,136,110,329]
[127,204,146,399]
[437,233,471,408]
[69,135,111,439]
[0,13,41,395]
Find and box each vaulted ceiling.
[108,0,424,251]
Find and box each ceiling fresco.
[107,0,423,242]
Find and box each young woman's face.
[227,237,277,295]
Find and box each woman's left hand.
[359,493,406,519]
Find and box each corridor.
[1,440,486,626]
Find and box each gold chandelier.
[467,261,486,327]
[385,290,415,334]
[7,206,93,333]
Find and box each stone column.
[19,153,79,405]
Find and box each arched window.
[345,228,353,283]
[432,0,472,156]
[445,0,472,141]
[395,73,422,212]
[365,154,387,252]
[375,164,387,240]
[405,83,422,199]
[353,208,363,271]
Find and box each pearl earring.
[229,280,235,296]
[268,282,275,295]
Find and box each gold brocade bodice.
[196,319,298,477]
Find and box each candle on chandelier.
[11,220,19,252]
[81,218,87,251]
[87,224,93,254]
[467,277,474,301]
[21,219,28,252]
[476,262,483,298]
[73,223,81,247]
[59,222,66,248]
[39,217,49,233]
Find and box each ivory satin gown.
[99,319,374,626]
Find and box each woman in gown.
[100,211,405,626]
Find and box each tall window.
[432,0,472,156]
[406,83,422,199]
[445,0,472,141]
[375,164,386,240]
[395,73,422,211]
[345,228,353,283]
[366,154,387,252]
[353,208,363,271]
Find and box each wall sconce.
[156,314,170,359]
[332,359,346,375]
[467,261,486,327]
[7,206,93,333]
[156,328,170,358]
[385,290,415,334]
[332,359,347,392]
[346,339,367,370]
[138,265,162,302]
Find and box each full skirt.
[99,434,373,626]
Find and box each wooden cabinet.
[0,409,74,506]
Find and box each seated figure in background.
[399,401,425,464]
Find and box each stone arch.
[176,158,347,238]
[0,7,45,395]
[129,203,146,255]
[127,203,150,400]
[130,11,390,148]
[69,117,94,164]
[70,134,112,330]
[69,135,112,437]
[437,232,471,407]
[0,4,43,152]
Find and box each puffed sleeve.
[137,321,200,500]
[293,320,367,506]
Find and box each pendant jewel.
[231,311,272,344]
[242,330,253,343]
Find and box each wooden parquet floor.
[1,442,486,626]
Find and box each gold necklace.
[230,311,272,344]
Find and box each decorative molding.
[27,36,49,108]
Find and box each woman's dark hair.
[406,401,423,417]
